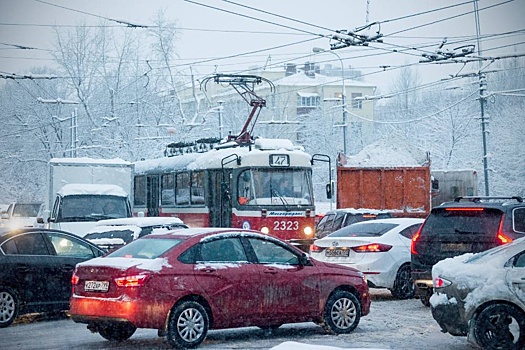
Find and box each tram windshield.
[237,168,313,206]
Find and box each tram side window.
[176,173,190,205]
[161,174,175,206]
[134,176,146,206]
[191,171,205,205]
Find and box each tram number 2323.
[274,220,299,231]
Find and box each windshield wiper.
[271,189,289,211]
[60,216,98,222]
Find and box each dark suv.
[411,196,525,306]
[315,208,392,239]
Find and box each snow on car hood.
[431,238,525,309]
[77,256,171,272]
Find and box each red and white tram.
[133,137,318,243]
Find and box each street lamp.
[313,47,347,155]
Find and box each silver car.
[431,237,525,349]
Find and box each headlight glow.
[303,226,313,236]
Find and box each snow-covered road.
[5,289,477,349]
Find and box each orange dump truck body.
[336,166,431,218]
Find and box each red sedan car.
[70,228,370,348]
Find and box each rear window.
[421,208,502,236]
[329,222,398,237]
[107,238,182,259]
[343,212,392,227]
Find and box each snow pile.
[344,138,427,167]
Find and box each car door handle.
[202,267,217,273]
[263,268,278,274]
[16,266,30,272]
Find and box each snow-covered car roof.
[326,207,393,215]
[94,216,185,227]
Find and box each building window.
[351,93,362,109]
[297,93,320,107]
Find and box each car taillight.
[114,275,149,287]
[497,214,513,244]
[433,276,451,288]
[310,244,323,253]
[351,243,392,252]
[411,226,422,255]
[71,272,79,285]
[445,207,484,211]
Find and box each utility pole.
[71,108,78,157]
[37,97,79,157]
[313,47,347,155]
[474,0,490,195]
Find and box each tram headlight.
[260,226,270,234]
[303,226,313,237]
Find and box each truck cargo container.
[39,157,134,237]
[336,166,431,218]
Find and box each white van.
[1,202,42,228]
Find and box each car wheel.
[420,289,432,307]
[390,264,416,300]
[98,322,137,341]
[322,290,361,334]
[167,300,209,349]
[0,288,19,328]
[473,303,525,350]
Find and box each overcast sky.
[1,0,524,93]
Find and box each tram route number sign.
[269,154,290,167]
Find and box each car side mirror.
[298,252,310,266]
[326,182,333,199]
[42,209,51,223]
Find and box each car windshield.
[421,208,502,235]
[60,195,129,221]
[329,222,398,237]
[12,204,40,217]
[237,168,313,205]
[107,238,182,259]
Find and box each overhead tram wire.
[33,0,150,28]
[164,36,321,70]
[219,0,334,33]
[385,0,514,37]
[183,0,327,38]
[380,0,477,24]
[6,2,520,79]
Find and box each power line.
[183,0,327,38]
[33,0,150,28]
[386,0,514,37]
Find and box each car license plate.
[441,243,472,252]
[325,248,350,257]
[84,280,109,292]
